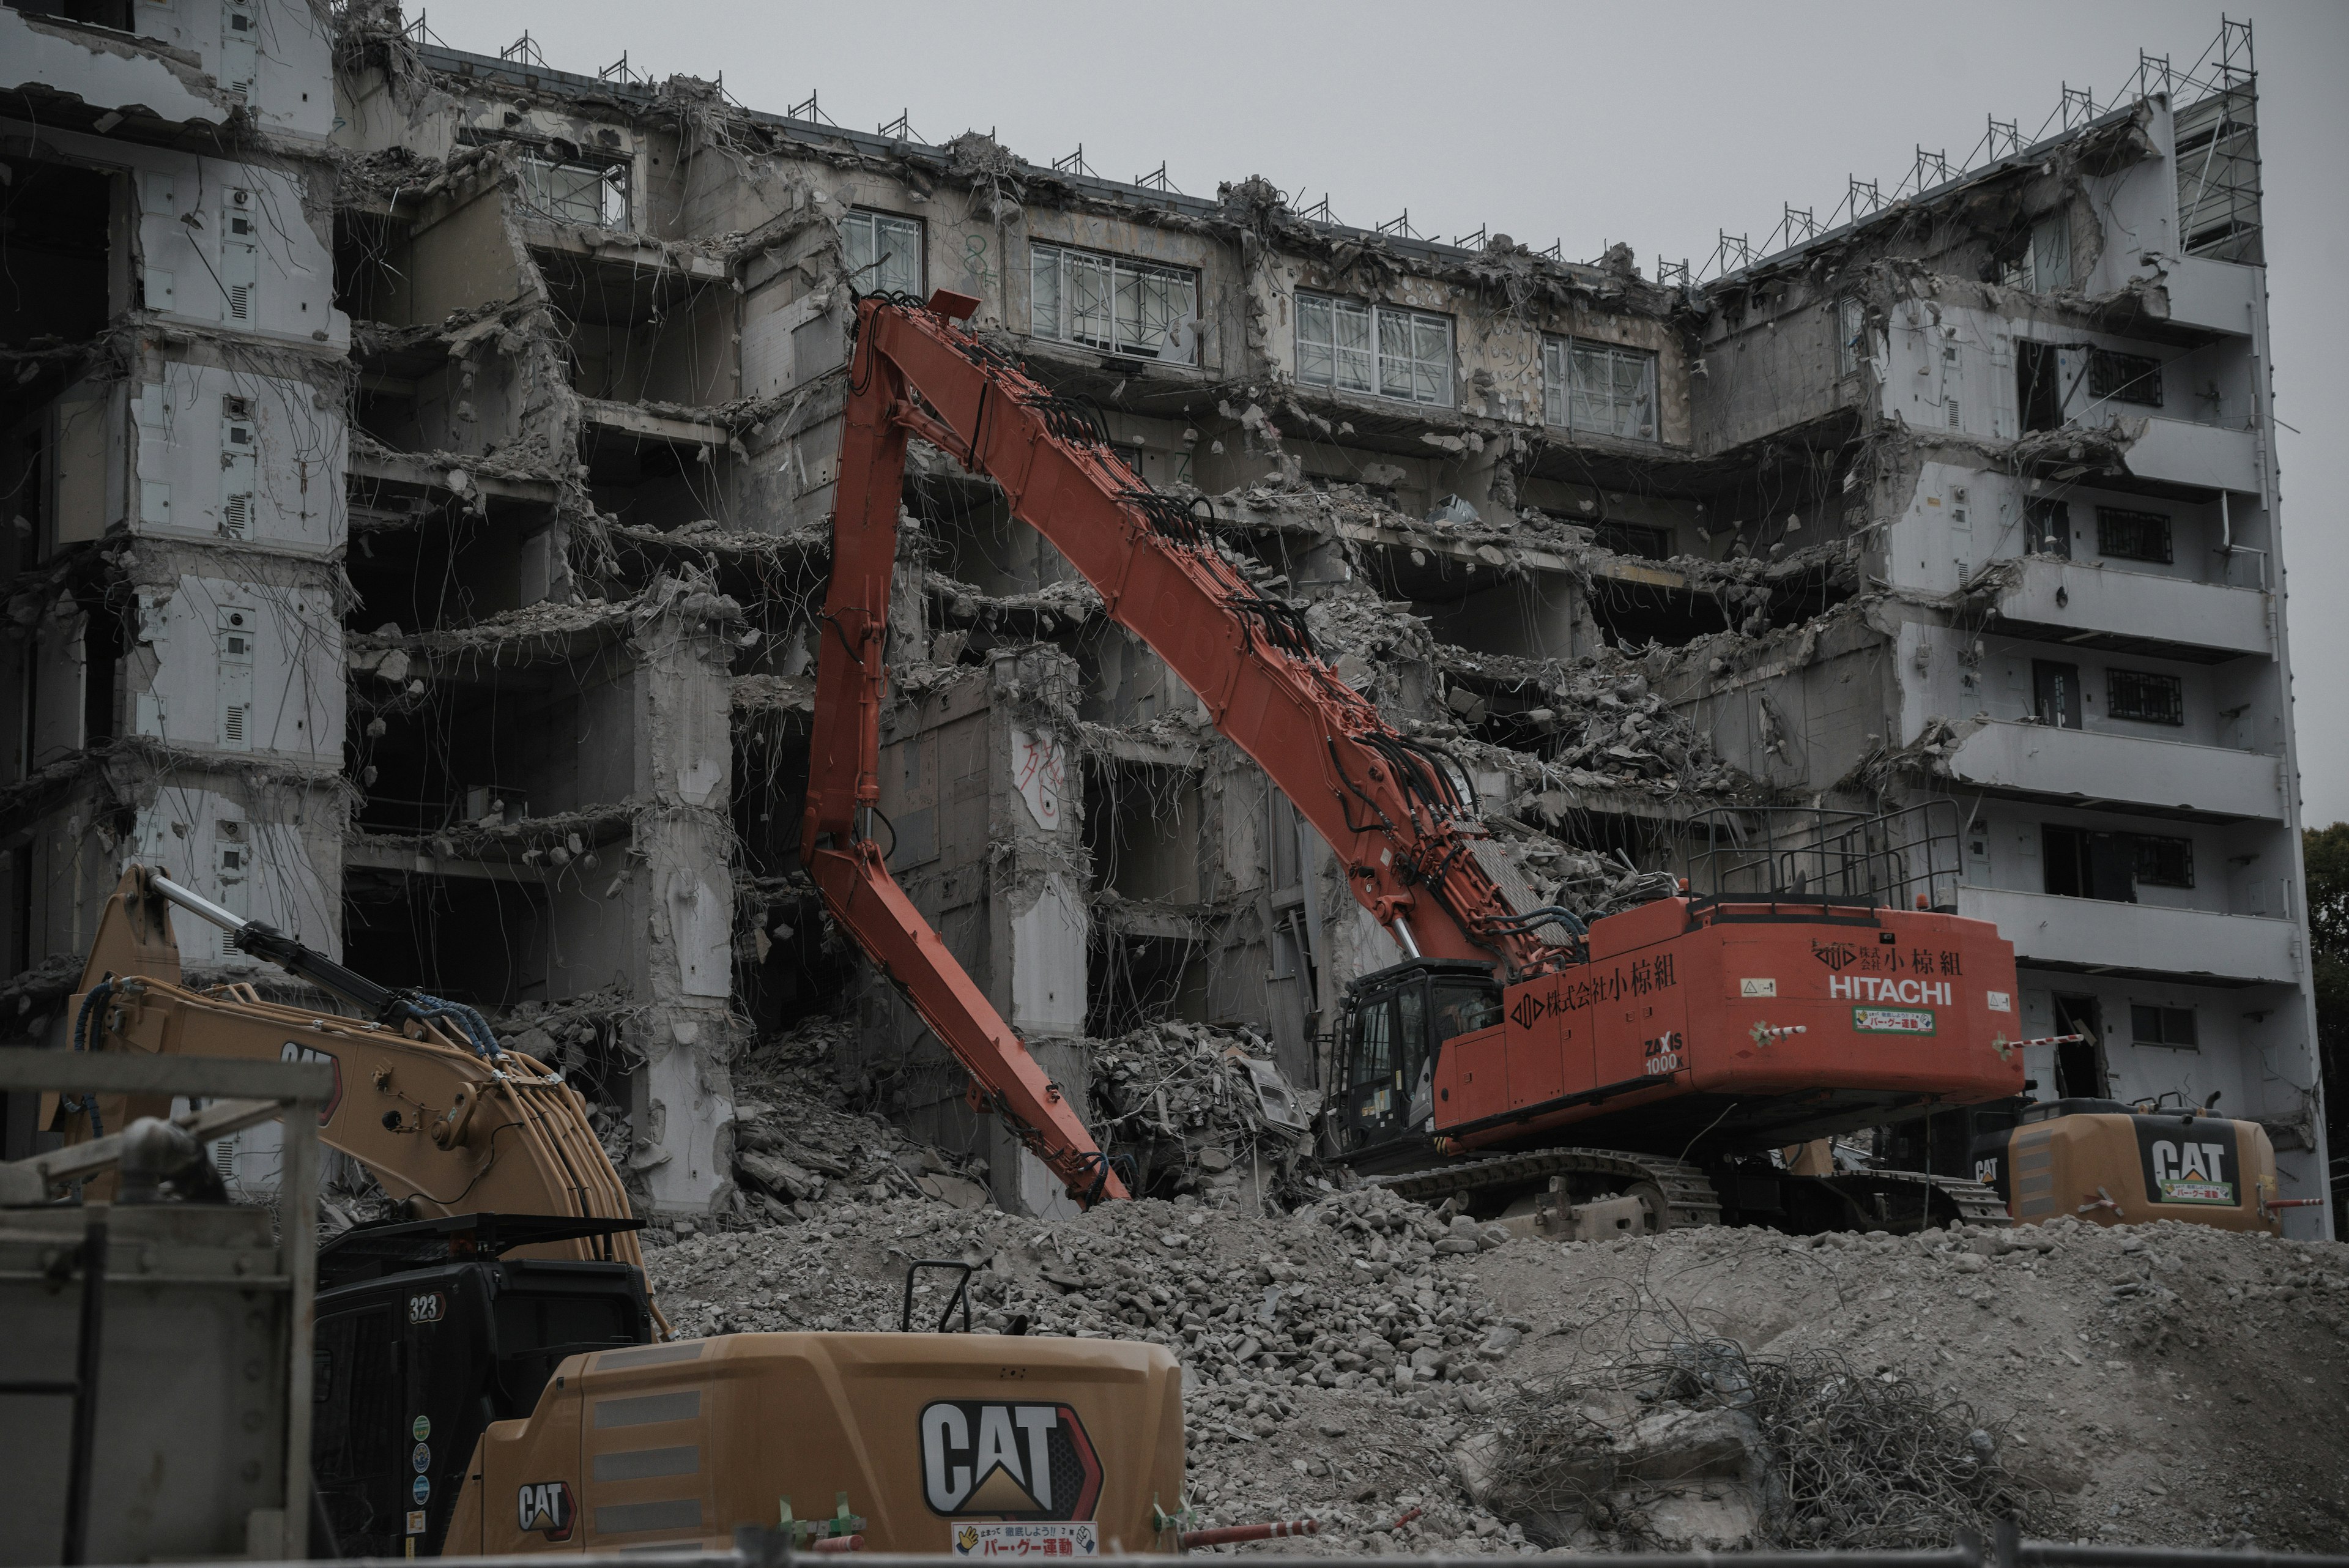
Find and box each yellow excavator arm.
[54,865,654,1290]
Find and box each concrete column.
[851,649,1099,1215]
[625,578,741,1215]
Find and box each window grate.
[2087,348,2164,408]
[2096,506,2173,563]
[2130,833,2194,888]
[1031,243,1198,364]
[2107,669,2184,726]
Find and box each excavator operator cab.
[1332,958,1502,1164]
[311,1213,653,1556]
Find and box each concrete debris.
[650,1142,2349,1554]
[723,1017,994,1221]
[1088,1020,1317,1206]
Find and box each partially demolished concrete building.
[0,4,2328,1232]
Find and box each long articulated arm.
[802,294,1568,1200]
[801,295,1128,1206]
[58,866,653,1288]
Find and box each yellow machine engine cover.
[1991,1107,2282,1233]
[443,1332,1184,1555]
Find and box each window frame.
[2025,497,2072,558]
[1589,520,1673,560]
[2106,668,2186,727]
[2130,833,2195,889]
[510,147,630,229]
[842,208,926,299]
[1295,291,1453,407]
[1028,241,1200,365]
[2096,505,2173,564]
[1836,297,1868,378]
[2087,347,2165,409]
[1540,335,1658,441]
[2130,1003,2199,1049]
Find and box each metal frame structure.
[1675,800,1964,916]
[1701,18,2259,285]
[0,1046,331,1564]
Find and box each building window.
[1836,298,1867,377]
[2019,214,2072,291]
[2096,506,2173,563]
[843,210,924,298]
[2131,833,2195,888]
[2131,1004,2199,1049]
[2087,348,2164,408]
[2016,340,2063,431]
[2025,498,2071,558]
[2041,825,2136,902]
[1030,243,1198,364]
[1541,337,1656,439]
[1297,293,1452,406]
[514,149,629,229]
[1590,521,1672,560]
[2032,659,2084,728]
[2106,669,2184,726]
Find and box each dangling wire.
[63,972,116,1137]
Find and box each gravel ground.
[642,1170,2349,1553]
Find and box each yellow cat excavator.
[52,864,1183,1556]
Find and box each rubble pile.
[1466,1316,2037,1550]
[1088,1021,1318,1206]
[646,1111,2349,1555]
[725,1018,995,1219]
[1430,650,1746,800]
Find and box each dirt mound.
[642,1165,2349,1553]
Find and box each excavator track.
[1368,1147,1724,1230]
[1821,1168,2012,1228]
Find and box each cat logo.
[517,1480,574,1540]
[2147,1137,2234,1205]
[919,1401,1102,1521]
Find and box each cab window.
[1431,979,1501,1043]
[1351,998,1395,1086]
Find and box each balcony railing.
[1676,801,1961,913]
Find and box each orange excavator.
[800,289,2025,1232]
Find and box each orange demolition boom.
[806,291,2024,1228]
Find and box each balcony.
[1956,885,2298,987]
[1989,557,2269,663]
[2156,255,2258,337]
[2121,415,2260,493]
[1944,721,2284,822]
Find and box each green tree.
[2308,825,2349,1220]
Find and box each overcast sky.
[425,1,2349,830]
